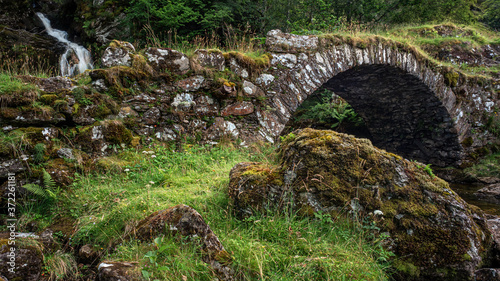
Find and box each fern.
[23,169,58,202]
[33,143,45,163]
[23,183,50,198]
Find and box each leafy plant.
[23,169,59,209]
[297,89,364,130]
[33,143,45,163]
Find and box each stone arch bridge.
[225,30,499,167]
[19,30,499,169]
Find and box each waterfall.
[36,13,93,76]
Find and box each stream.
[36,13,93,76]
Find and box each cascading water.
[36,13,93,76]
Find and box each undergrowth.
[35,141,393,280]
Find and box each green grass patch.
[0,73,38,95]
[465,152,500,178]
[49,142,392,280]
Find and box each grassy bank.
[18,142,392,280]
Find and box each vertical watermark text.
[6,172,16,273]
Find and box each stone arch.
[243,30,499,166]
[322,64,462,166]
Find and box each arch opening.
[284,64,463,167]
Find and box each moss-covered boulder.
[229,128,494,281]
[0,234,43,281]
[135,204,234,280]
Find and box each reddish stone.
[221,101,254,116]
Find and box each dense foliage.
[122,0,484,39]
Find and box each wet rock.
[266,29,319,53]
[193,49,225,71]
[39,229,56,252]
[135,204,234,280]
[145,48,190,74]
[475,268,500,280]
[142,107,160,125]
[92,79,109,92]
[96,261,140,281]
[229,128,493,281]
[101,40,135,68]
[176,75,205,92]
[478,177,500,185]
[221,101,254,116]
[475,184,500,204]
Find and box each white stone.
[256,74,275,86]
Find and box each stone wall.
[1,30,499,176]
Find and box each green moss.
[40,94,58,105]
[444,71,459,87]
[102,120,132,144]
[462,137,473,147]
[393,260,420,278]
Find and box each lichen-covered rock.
[207,117,239,140]
[96,261,140,281]
[194,95,219,115]
[242,80,264,97]
[221,101,254,116]
[176,75,205,92]
[18,76,74,93]
[266,29,319,53]
[145,47,190,74]
[229,128,493,281]
[142,107,160,125]
[135,204,234,280]
[475,184,500,204]
[0,236,43,281]
[101,40,135,68]
[193,49,225,71]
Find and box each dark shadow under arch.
[298,64,463,166]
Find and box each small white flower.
[124,168,130,172]
[145,184,151,188]
[149,181,155,185]
[374,210,384,216]
[151,155,156,158]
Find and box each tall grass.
[57,142,391,280]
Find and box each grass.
[465,152,500,178]
[0,73,38,95]
[16,141,392,280]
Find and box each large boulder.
[0,234,43,281]
[229,128,494,281]
[135,204,233,280]
[145,48,190,74]
[101,40,136,68]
